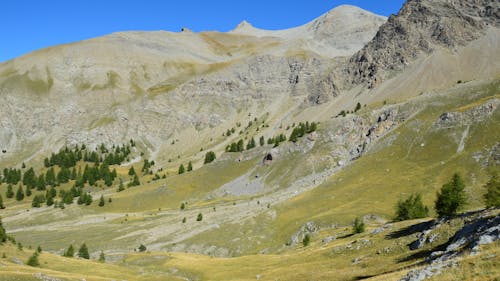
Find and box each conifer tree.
[98,195,105,207]
[26,252,40,267]
[98,251,105,262]
[117,180,125,192]
[0,217,7,242]
[15,185,24,201]
[78,243,89,259]
[130,175,140,187]
[187,161,193,172]
[6,184,14,199]
[435,173,467,217]
[0,195,4,209]
[483,173,500,208]
[178,164,185,175]
[45,167,56,187]
[128,166,136,176]
[63,244,74,257]
[260,136,265,146]
[25,186,31,197]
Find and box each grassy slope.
[0,80,499,280]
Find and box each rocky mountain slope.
[0,5,386,166]
[346,0,500,88]
[0,1,499,280]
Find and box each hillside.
[0,0,499,280]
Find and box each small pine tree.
[187,161,193,172]
[128,166,136,176]
[15,185,24,201]
[25,186,32,197]
[117,180,125,192]
[483,173,500,208]
[259,136,265,146]
[354,102,362,112]
[131,175,140,186]
[26,252,40,267]
[303,234,311,247]
[36,246,42,253]
[6,185,14,199]
[98,251,105,263]
[182,217,186,223]
[78,243,89,259]
[0,195,4,209]
[180,202,185,210]
[178,164,185,175]
[98,195,105,207]
[435,173,467,217]
[352,217,365,234]
[63,244,74,257]
[196,213,203,221]
[0,217,7,243]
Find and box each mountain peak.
[233,20,255,31]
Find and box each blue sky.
[0,1,405,62]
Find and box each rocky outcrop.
[434,98,499,129]
[346,0,500,88]
[400,209,500,281]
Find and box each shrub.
[138,244,146,252]
[354,102,362,112]
[483,173,500,208]
[303,234,311,247]
[98,251,105,263]
[197,213,203,221]
[204,151,216,164]
[26,252,40,267]
[352,217,365,234]
[435,173,467,217]
[394,193,429,221]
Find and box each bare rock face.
[346,0,500,88]
[434,99,499,129]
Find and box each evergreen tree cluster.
[289,122,317,142]
[141,159,155,174]
[267,134,287,147]
[44,143,132,168]
[2,168,21,185]
[226,139,245,152]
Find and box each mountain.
[230,5,386,57]
[0,5,385,165]
[0,1,499,280]
[346,0,500,88]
